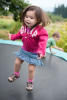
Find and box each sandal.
[8,74,20,82]
[26,82,33,91]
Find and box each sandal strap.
[11,74,17,80]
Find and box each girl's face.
[54,37,60,41]
[24,10,37,28]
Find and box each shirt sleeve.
[11,30,22,40]
[38,29,48,56]
[51,39,56,47]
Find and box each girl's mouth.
[26,22,30,25]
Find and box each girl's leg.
[8,57,24,82]
[26,64,36,90]
[14,57,24,74]
[28,64,36,82]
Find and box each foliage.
[9,0,29,21]
[0,17,16,30]
[53,4,67,18]
[47,12,64,22]
[0,16,16,39]
[10,21,22,33]
[0,0,29,20]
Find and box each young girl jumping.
[8,5,49,91]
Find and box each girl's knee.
[15,58,23,65]
[29,69,34,73]
[28,64,36,72]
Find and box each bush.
[47,12,64,22]
[10,21,22,34]
[63,43,67,52]
[0,17,15,30]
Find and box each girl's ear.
[37,18,40,22]
[37,19,40,24]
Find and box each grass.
[0,16,16,39]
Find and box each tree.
[53,4,67,18]
[0,0,29,20]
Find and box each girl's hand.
[59,48,64,51]
[51,52,56,54]
[37,53,44,59]
[8,33,11,40]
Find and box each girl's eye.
[25,16,34,19]
[26,16,28,18]
[30,17,33,19]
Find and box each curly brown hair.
[21,5,50,27]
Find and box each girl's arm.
[8,30,22,40]
[53,46,64,51]
[49,47,56,54]
[49,47,52,52]
[38,29,48,59]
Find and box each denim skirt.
[15,48,44,66]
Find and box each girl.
[8,5,49,91]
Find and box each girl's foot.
[8,74,20,82]
[26,82,33,91]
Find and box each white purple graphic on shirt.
[20,26,37,37]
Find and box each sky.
[26,0,67,12]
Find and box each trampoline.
[0,43,67,100]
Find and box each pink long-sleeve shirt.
[11,25,48,56]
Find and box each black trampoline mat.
[0,44,67,100]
